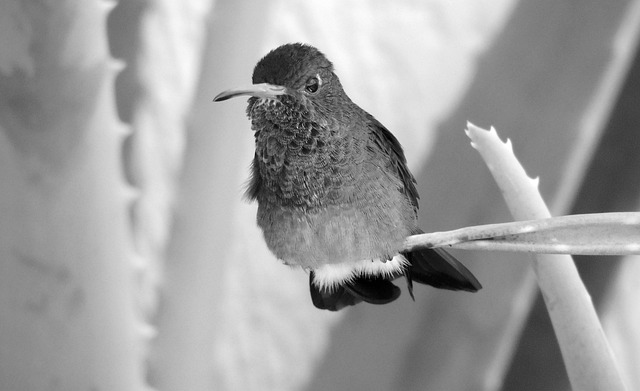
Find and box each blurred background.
[1,0,639,390]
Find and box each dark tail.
[403,247,482,293]
[309,238,481,311]
[309,271,401,311]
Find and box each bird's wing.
[243,155,262,201]
[366,116,420,211]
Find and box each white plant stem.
[404,212,640,255]
[461,123,627,391]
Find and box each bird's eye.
[305,75,321,93]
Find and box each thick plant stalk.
[602,255,640,391]
[125,0,215,317]
[0,1,149,390]
[466,123,626,391]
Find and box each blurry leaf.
[0,0,116,172]
[0,1,149,390]
[0,0,34,75]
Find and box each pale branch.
[462,123,627,391]
[404,212,640,255]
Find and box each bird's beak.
[213,83,292,102]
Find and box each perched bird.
[214,43,481,311]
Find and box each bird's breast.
[252,128,416,268]
[253,121,358,209]
[257,194,414,268]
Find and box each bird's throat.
[249,98,349,210]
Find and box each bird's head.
[214,43,351,132]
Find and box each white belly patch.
[311,254,409,292]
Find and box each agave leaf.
[463,123,626,391]
[406,212,640,255]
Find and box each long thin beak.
[213,83,291,102]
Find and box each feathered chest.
[246,99,364,209]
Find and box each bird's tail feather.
[309,271,401,311]
[309,229,481,311]
[403,247,482,292]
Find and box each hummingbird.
[214,43,481,311]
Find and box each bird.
[214,43,481,311]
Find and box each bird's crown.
[252,43,334,89]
